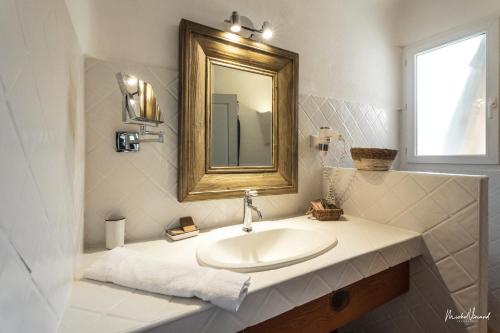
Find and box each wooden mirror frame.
[178,19,298,202]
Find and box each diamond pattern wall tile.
[149,308,216,333]
[325,168,486,332]
[422,232,448,262]
[249,289,294,326]
[432,180,475,215]
[300,275,332,304]
[408,197,449,231]
[200,309,246,333]
[391,176,427,207]
[411,173,448,194]
[275,275,312,305]
[317,263,347,290]
[0,0,85,329]
[454,244,479,281]
[352,252,379,276]
[81,58,491,332]
[379,244,410,266]
[431,216,475,254]
[435,257,474,292]
[84,59,399,248]
[335,262,364,289]
[452,285,479,314]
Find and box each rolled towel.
[83,247,251,312]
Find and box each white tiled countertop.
[59,215,423,333]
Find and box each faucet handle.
[245,189,258,197]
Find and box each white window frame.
[403,18,499,164]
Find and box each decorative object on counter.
[166,216,200,241]
[307,199,344,221]
[105,216,126,249]
[350,147,398,171]
[312,127,349,209]
[83,247,251,312]
[115,72,164,153]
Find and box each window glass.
[416,33,486,156]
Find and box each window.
[404,19,499,164]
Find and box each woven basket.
[312,207,344,221]
[350,148,398,171]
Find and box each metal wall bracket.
[115,126,164,153]
[116,132,140,152]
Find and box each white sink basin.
[196,221,338,272]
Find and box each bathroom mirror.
[210,63,274,168]
[116,72,163,126]
[178,19,298,201]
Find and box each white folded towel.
[83,247,250,312]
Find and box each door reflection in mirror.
[210,64,273,167]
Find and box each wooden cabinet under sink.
[242,261,409,333]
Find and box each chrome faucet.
[242,189,263,232]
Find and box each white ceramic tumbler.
[105,216,125,249]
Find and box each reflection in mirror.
[116,72,162,126]
[210,64,273,167]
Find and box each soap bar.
[167,228,185,236]
[310,200,324,211]
[166,227,199,241]
[180,216,197,232]
[182,225,198,232]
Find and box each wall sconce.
[115,72,164,152]
[224,11,273,41]
[310,127,344,157]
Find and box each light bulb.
[230,24,241,33]
[229,11,241,33]
[262,21,273,39]
[126,77,138,86]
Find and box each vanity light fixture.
[229,11,241,32]
[224,11,273,40]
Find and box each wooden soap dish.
[166,227,199,241]
[166,216,199,241]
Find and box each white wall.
[397,1,500,331]
[68,0,402,111]
[78,0,401,248]
[396,0,500,46]
[0,0,85,331]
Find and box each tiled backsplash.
[401,164,500,332]
[325,168,488,333]
[0,0,85,331]
[83,58,399,247]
